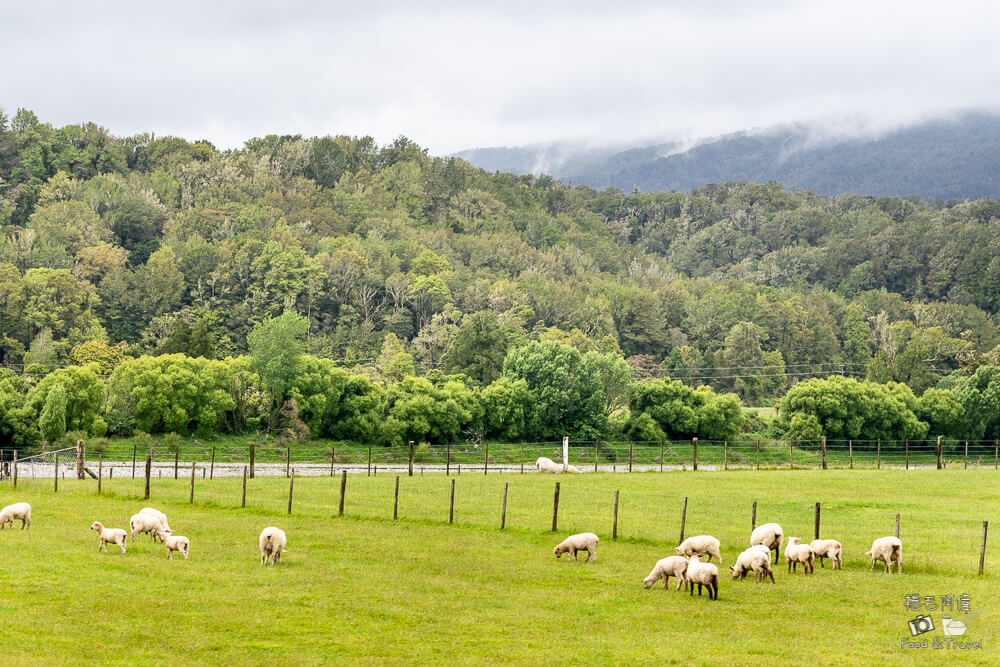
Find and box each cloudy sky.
[2,1,998,154]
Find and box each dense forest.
[2,106,1000,451]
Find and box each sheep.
[90,521,127,555]
[130,513,164,543]
[554,532,599,562]
[865,536,902,574]
[259,527,287,566]
[750,522,783,565]
[535,457,583,473]
[731,545,775,583]
[643,555,689,591]
[0,502,31,530]
[674,535,723,565]
[156,530,189,560]
[810,539,843,570]
[139,507,172,539]
[685,555,719,600]
[784,537,815,574]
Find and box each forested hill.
[2,105,1000,412]
[456,113,1000,199]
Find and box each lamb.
[730,545,775,583]
[0,502,31,530]
[130,513,165,543]
[749,522,783,565]
[156,530,189,560]
[259,526,288,566]
[685,555,719,600]
[139,507,172,539]
[674,535,723,565]
[810,539,843,570]
[90,521,127,555]
[643,556,689,591]
[784,537,815,574]
[535,457,583,473]
[865,536,902,574]
[553,532,599,562]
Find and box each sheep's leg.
[819,555,825,568]
[119,542,126,555]
[587,546,596,563]
[711,581,718,600]
[663,575,669,590]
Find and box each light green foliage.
[384,375,480,445]
[327,374,384,443]
[626,378,744,441]
[38,382,67,443]
[480,377,532,440]
[376,332,415,383]
[941,365,1000,440]
[69,339,131,373]
[25,364,107,436]
[916,388,965,440]
[248,311,309,424]
[286,356,350,438]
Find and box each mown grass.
[1,470,998,665]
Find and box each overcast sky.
[3,1,999,154]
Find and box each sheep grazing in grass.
[90,521,127,555]
[157,530,189,560]
[810,539,843,570]
[259,527,287,566]
[643,556,689,591]
[535,457,582,473]
[0,502,31,530]
[129,513,164,543]
[784,537,815,574]
[139,508,171,539]
[749,522,783,565]
[554,532,599,562]
[865,536,902,574]
[674,535,722,565]
[731,545,775,583]
[685,555,719,600]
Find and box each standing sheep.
[674,535,723,565]
[865,536,902,574]
[157,530,189,560]
[810,539,843,570]
[553,532,599,562]
[139,508,172,539]
[784,537,815,574]
[90,521,127,555]
[643,556,689,591]
[0,502,31,530]
[731,545,775,583]
[259,527,287,566]
[749,522,783,565]
[129,513,164,543]
[685,555,719,600]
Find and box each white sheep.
[139,507,172,539]
[643,555,689,591]
[674,535,723,565]
[90,521,127,555]
[810,539,843,570]
[865,536,902,574]
[0,502,31,530]
[731,545,775,583]
[157,530,189,560]
[554,532,599,562]
[130,513,164,543]
[685,555,719,600]
[784,537,815,574]
[750,522,783,564]
[535,457,582,473]
[259,527,287,566]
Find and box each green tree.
[38,383,67,444]
[247,312,309,428]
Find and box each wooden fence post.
[144,454,151,500]
[895,513,900,538]
[174,445,179,479]
[612,490,619,540]
[679,496,688,543]
[551,482,560,532]
[241,466,247,508]
[338,470,347,516]
[979,521,988,575]
[660,440,664,472]
[210,446,216,479]
[98,455,103,495]
[54,453,58,492]
[483,442,488,476]
[367,446,372,477]
[936,436,943,470]
[449,478,456,524]
[964,440,969,469]
[249,442,255,479]
[755,440,760,470]
[724,441,728,470]
[500,482,509,530]
[285,446,291,478]
[905,440,909,470]
[408,441,414,477]
[877,439,881,469]
[287,470,294,514]
[751,500,757,531]
[132,443,137,479]
[821,436,827,470]
[814,502,821,541]
[190,460,196,503]
[520,442,525,474]
[628,440,633,473]
[692,438,698,471]
[76,439,85,480]
[446,441,451,476]
[995,440,998,470]
[595,440,600,473]
[789,441,793,469]
[393,476,400,521]
[13,450,17,489]
[849,440,853,469]
[330,447,335,477]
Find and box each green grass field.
[1,470,997,665]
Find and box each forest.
[2,106,1000,452]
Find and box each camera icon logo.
[908,615,935,636]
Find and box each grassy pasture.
[1,470,998,665]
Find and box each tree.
[38,383,67,444]
[248,312,309,428]
[25,363,107,436]
[443,311,514,386]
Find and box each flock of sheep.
[554,522,904,601]
[1,501,287,566]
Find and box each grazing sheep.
[731,545,775,583]
[90,521,127,555]
[674,535,723,565]
[643,556,689,591]
[554,532,599,562]
[685,555,720,600]
[865,536,902,574]
[535,457,582,473]
[0,502,31,530]
[784,537,815,574]
[157,530,189,560]
[139,508,172,539]
[750,522,783,565]
[130,513,164,543]
[259,527,288,566]
[810,539,843,570]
